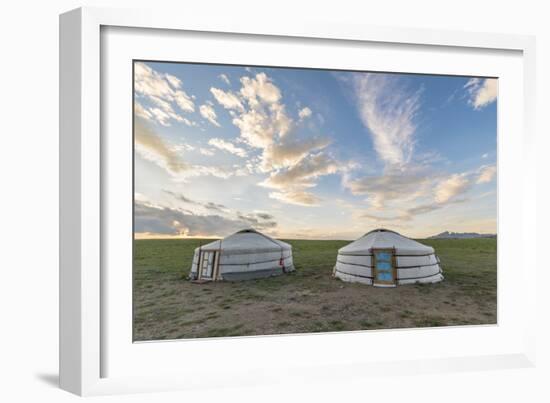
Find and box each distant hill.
[429,231,497,239]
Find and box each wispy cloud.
[261,152,342,190]
[341,72,497,224]
[476,164,497,184]
[261,136,332,171]
[163,190,228,212]
[199,147,215,156]
[199,103,221,127]
[260,151,355,206]
[134,102,153,121]
[344,169,432,210]
[464,78,498,110]
[208,138,247,158]
[434,173,470,203]
[359,196,469,224]
[210,87,244,111]
[351,73,421,167]
[135,119,190,175]
[219,73,231,85]
[268,190,322,207]
[135,119,247,180]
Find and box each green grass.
[133,238,497,341]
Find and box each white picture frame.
[59,6,537,396]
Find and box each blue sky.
[133,61,497,239]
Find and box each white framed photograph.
[59,6,537,396]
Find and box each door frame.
[371,248,397,286]
[197,251,218,280]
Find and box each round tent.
[333,229,443,287]
[189,229,295,282]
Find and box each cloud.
[135,62,180,101]
[261,152,353,206]
[134,62,195,126]
[298,106,312,120]
[268,190,322,206]
[219,74,231,85]
[232,108,280,149]
[163,190,195,204]
[261,152,342,190]
[260,136,332,171]
[344,169,432,210]
[181,117,198,127]
[236,212,277,229]
[212,73,292,148]
[408,198,468,216]
[229,73,292,149]
[405,203,443,216]
[184,165,246,180]
[210,87,244,111]
[199,104,221,127]
[203,201,228,212]
[144,97,197,127]
[135,119,190,175]
[360,196,468,223]
[135,102,153,121]
[208,138,247,158]
[351,73,420,167]
[136,193,278,237]
[465,78,498,110]
[340,72,496,223]
[240,72,282,106]
[172,143,195,154]
[434,173,471,203]
[148,107,174,127]
[361,212,411,222]
[209,71,352,206]
[135,201,275,237]
[173,91,195,113]
[163,190,228,211]
[352,165,490,223]
[482,153,489,159]
[476,165,497,184]
[135,120,246,180]
[165,190,244,215]
[199,147,215,156]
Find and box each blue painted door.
[374,250,395,285]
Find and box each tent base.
[221,266,294,281]
[333,267,444,286]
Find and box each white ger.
[189,229,295,282]
[333,228,443,287]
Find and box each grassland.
[133,238,496,341]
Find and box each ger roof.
[196,229,291,253]
[338,228,434,256]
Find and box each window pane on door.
[376,261,392,270]
[376,252,392,261]
[377,271,393,281]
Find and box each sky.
[133,61,497,240]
